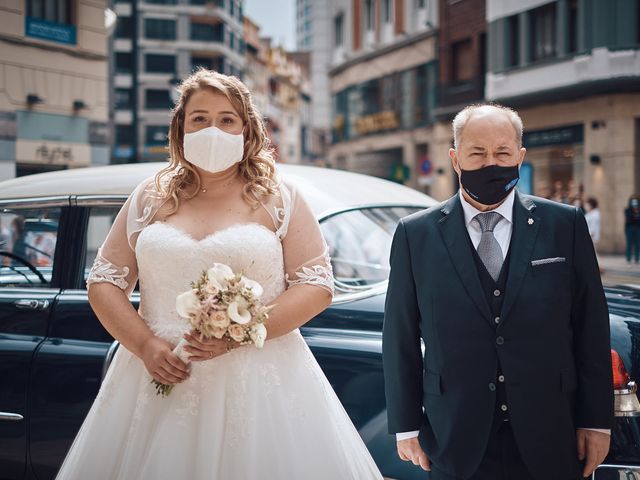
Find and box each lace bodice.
[87,170,334,325]
[135,222,286,343]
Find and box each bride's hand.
[140,336,190,385]
[183,332,239,361]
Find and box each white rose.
[227,296,251,325]
[228,323,246,342]
[175,290,200,318]
[207,263,235,290]
[240,276,263,299]
[250,323,267,349]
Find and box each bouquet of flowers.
[152,263,272,397]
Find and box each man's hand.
[397,437,430,471]
[577,429,610,477]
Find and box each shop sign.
[389,164,410,183]
[355,111,399,135]
[523,124,583,148]
[16,139,90,166]
[25,17,77,45]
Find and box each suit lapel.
[500,191,540,323]
[438,195,493,323]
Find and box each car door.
[28,200,139,480]
[0,202,64,480]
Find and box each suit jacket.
[382,192,614,480]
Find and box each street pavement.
[600,255,640,287]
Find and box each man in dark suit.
[382,104,613,480]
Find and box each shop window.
[451,38,473,82]
[115,124,134,146]
[145,54,175,74]
[144,18,176,40]
[530,2,557,62]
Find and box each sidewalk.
[599,254,640,286]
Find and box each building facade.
[111,0,245,163]
[486,0,640,253]
[328,0,443,196]
[0,0,111,180]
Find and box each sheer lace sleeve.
[278,181,334,297]
[87,176,160,295]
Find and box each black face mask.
[460,165,520,206]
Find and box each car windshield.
[320,206,424,294]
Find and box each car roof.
[0,162,436,215]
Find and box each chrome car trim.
[101,340,120,382]
[593,464,640,478]
[615,381,638,395]
[332,283,388,305]
[0,412,24,421]
[74,195,128,207]
[0,197,71,208]
[318,203,430,223]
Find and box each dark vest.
[471,243,512,425]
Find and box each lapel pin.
[528,218,534,225]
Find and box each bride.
[55,69,384,479]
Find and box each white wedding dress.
[56,175,383,480]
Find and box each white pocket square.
[531,257,566,266]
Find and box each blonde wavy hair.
[154,69,278,214]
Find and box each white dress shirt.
[396,190,609,441]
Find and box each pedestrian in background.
[625,196,640,264]
[585,198,601,247]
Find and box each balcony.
[487,47,640,103]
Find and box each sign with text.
[16,140,90,167]
[26,17,77,45]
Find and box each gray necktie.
[474,212,504,281]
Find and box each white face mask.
[183,126,244,173]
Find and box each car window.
[320,207,423,294]
[83,206,126,289]
[0,207,61,288]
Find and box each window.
[320,207,423,293]
[144,0,176,4]
[146,125,168,146]
[144,18,176,40]
[530,2,557,62]
[416,0,426,8]
[114,88,132,110]
[190,22,224,42]
[0,207,61,288]
[364,0,374,31]
[83,207,120,288]
[27,0,71,25]
[191,56,224,72]
[506,15,519,67]
[116,16,132,39]
[145,54,175,73]
[115,124,134,145]
[383,0,393,23]
[230,0,234,16]
[230,31,235,50]
[451,38,473,82]
[145,89,172,110]
[334,13,344,47]
[115,52,133,73]
[568,0,578,53]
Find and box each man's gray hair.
[452,104,523,150]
